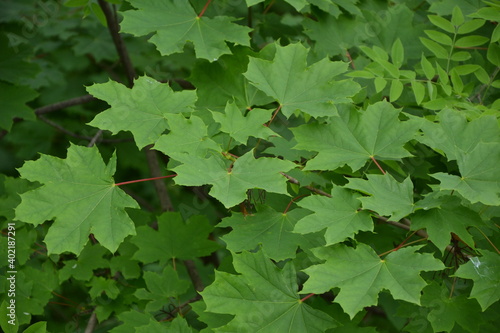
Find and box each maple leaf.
[131,212,219,265]
[219,204,311,261]
[202,250,338,332]
[421,282,484,333]
[0,82,38,131]
[302,244,445,318]
[15,144,139,255]
[135,266,190,312]
[87,76,197,149]
[432,142,500,205]
[190,47,274,111]
[293,101,418,171]
[170,150,296,208]
[153,114,221,157]
[415,109,500,161]
[294,187,373,245]
[454,250,500,310]
[211,102,277,145]
[244,42,360,117]
[120,0,251,61]
[411,195,483,254]
[344,174,414,221]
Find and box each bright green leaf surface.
[131,212,219,264]
[171,150,296,208]
[345,174,414,221]
[15,144,139,255]
[293,101,417,171]
[211,102,276,144]
[120,0,251,61]
[244,43,359,117]
[294,187,373,245]
[302,244,445,318]
[87,76,197,149]
[153,114,221,157]
[202,250,337,332]
[219,205,310,261]
[455,250,500,310]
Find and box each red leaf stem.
[198,0,213,18]
[114,174,177,186]
[300,293,315,302]
[370,156,386,174]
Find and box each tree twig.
[98,0,136,87]
[35,95,96,115]
[84,311,97,333]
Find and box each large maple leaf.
[120,0,251,61]
[293,100,418,171]
[202,250,338,332]
[87,76,197,149]
[170,150,296,208]
[244,42,360,117]
[302,244,444,318]
[15,144,139,255]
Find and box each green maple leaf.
[416,109,500,161]
[120,0,251,61]
[219,204,311,261]
[15,144,139,255]
[344,174,414,221]
[59,243,110,281]
[131,212,219,264]
[109,310,157,333]
[294,187,373,245]
[0,82,38,131]
[211,102,276,144]
[432,142,500,205]
[135,266,190,312]
[421,282,483,333]
[244,42,360,117]
[411,196,483,254]
[87,76,197,149]
[171,150,296,208]
[190,47,273,111]
[89,276,120,299]
[202,250,337,332]
[454,250,500,310]
[153,114,221,157]
[293,101,418,171]
[302,244,445,318]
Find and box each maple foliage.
[1,0,500,332]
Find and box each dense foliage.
[1,0,500,332]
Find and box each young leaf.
[120,0,251,61]
[424,30,453,46]
[219,204,311,260]
[391,38,404,68]
[171,151,296,208]
[420,54,436,80]
[15,144,139,255]
[87,76,197,149]
[293,101,418,171]
[211,102,276,144]
[344,174,414,221]
[420,37,449,59]
[302,244,445,318]
[457,19,485,34]
[202,250,338,331]
[135,266,190,312]
[294,187,373,245]
[153,114,221,157]
[244,42,360,117]
[451,6,465,26]
[389,79,404,101]
[131,213,219,264]
[454,250,500,310]
[411,80,426,104]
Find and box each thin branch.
[183,259,205,292]
[98,0,136,87]
[145,145,174,212]
[84,311,97,333]
[87,130,103,147]
[35,95,96,115]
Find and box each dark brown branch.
[98,0,136,87]
[35,95,96,115]
[183,259,205,292]
[145,145,174,212]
